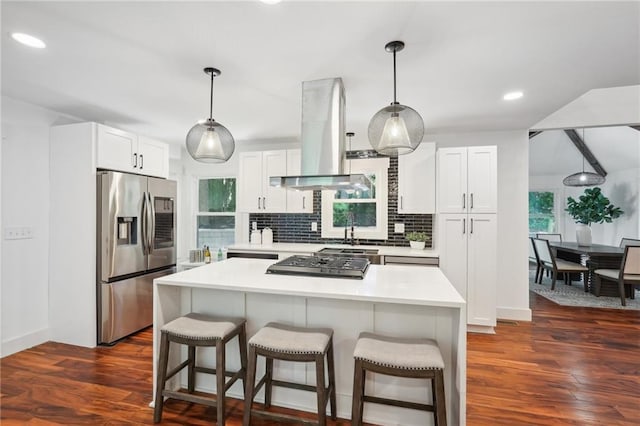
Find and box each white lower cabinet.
[438,213,497,330]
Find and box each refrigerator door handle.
[141,192,148,255]
[147,192,155,254]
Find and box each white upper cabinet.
[397,142,436,214]
[286,149,313,213]
[96,125,137,173]
[137,136,169,178]
[437,146,496,214]
[96,124,169,178]
[238,150,287,213]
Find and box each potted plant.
[565,187,623,246]
[406,232,429,250]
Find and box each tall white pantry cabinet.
[437,146,497,332]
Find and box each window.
[529,191,556,233]
[321,158,389,240]
[197,178,236,250]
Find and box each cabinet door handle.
[140,154,143,170]
[462,193,466,209]
[470,193,474,209]
[302,196,306,209]
[263,197,266,210]
[471,218,474,234]
[258,197,261,209]
[133,153,138,168]
[400,195,404,210]
[463,218,466,234]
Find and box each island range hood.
[269,78,371,191]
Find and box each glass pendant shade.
[562,128,605,187]
[563,171,605,186]
[369,104,424,155]
[368,41,424,156]
[186,67,234,163]
[186,119,234,163]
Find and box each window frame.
[528,188,562,234]
[195,176,238,250]
[321,157,389,240]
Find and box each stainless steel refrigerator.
[97,171,177,344]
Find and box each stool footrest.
[162,389,218,407]
[271,379,321,394]
[363,395,433,412]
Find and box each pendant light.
[186,67,235,163]
[368,41,424,156]
[563,129,605,187]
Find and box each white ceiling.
[529,126,640,176]
[2,1,639,149]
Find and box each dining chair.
[536,233,563,242]
[529,237,543,284]
[532,238,588,290]
[593,245,640,306]
[619,238,640,248]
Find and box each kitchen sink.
[316,247,381,264]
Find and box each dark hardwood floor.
[2,292,639,425]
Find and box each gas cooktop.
[266,255,370,279]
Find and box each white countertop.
[155,258,463,308]
[227,242,439,258]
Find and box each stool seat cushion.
[161,313,245,340]
[354,332,444,370]
[249,322,332,354]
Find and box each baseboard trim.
[467,324,496,334]
[1,327,50,358]
[497,306,532,321]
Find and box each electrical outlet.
[394,223,405,233]
[252,221,257,231]
[4,227,34,240]
[311,222,318,232]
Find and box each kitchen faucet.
[344,212,356,245]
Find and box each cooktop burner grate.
[266,255,370,279]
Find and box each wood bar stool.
[351,332,447,426]
[243,322,337,426]
[153,313,248,425]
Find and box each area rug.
[529,271,640,311]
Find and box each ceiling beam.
[563,129,607,177]
[529,130,543,139]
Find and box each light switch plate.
[311,222,318,232]
[394,223,405,233]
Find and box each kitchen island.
[153,258,466,425]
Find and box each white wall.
[531,168,640,245]
[0,96,77,356]
[435,130,531,321]
[178,138,299,257]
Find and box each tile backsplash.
[249,156,433,247]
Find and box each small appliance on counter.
[250,229,261,245]
[262,227,273,245]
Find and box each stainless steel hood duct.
[269,78,371,191]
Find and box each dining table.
[549,242,626,296]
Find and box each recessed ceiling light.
[503,91,523,101]
[260,0,282,4]
[11,32,46,49]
